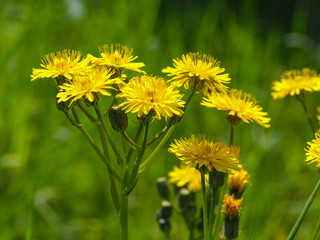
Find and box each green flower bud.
[224,215,239,239]
[108,105,128,132]
[178,188,191,210]
[156,177,170,200]
[158,218,171,234]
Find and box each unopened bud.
[108,105,128,132]
[178,188,191,210]
[156,177,170,200]
[158,218,171,234]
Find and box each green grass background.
[1,0,320,239]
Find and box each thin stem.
[208,177,219,239]
[147,125,169,145]
[185,90,195,107]
[201,171,209,240]
[121,131,141,149]
[78,102,97,123]
[120,193,128,240]
[299,98,316,134]
[139,125,176,170]
[212,186,224,239]
[94,104,124,166]
[126,124,144,165]
[97,125,120,212]
[65,111,122,182]
[287,179,320,240]
[126,122,149,193]
[312,216,320,240]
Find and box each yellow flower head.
[201,89,271,128]
[116,75,185,120]
[305,132,320,169]
[162,52,230,94]
[168,135,240,173]
[57,68,121,106]
[89,44,146,74]
[271,68,320,99]
[168,165,206,192]
[222,194,243,218]
[228,166,250,195]
[31,49,88,81]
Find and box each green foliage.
[1,0,320,239]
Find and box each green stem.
[287,179,320,240]
[65,111,122,182]
[120,192,128,240]
[201,171,209,240]
[126,122,149,193]
[121,131,141,149]
[299,98,316,134]
[185,90,195,107]
[147,125,169,145]
[97,125,120,212]
[212,186,225,239]
[94,104,124,166]
[78,102,97,123]
[126,124,144,165]
[208,176,219,239]
[139,125,176,170]
[312,216,320,240]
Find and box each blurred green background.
[1,0,320,239]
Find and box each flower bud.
[159,200,172,219]
[156,177,170,200]
[158,218,171,234]
[108,105,128,132]
[226,113,242,126]
[178,188,191,210]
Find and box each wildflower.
[201,89,271,128]
[271,68,320,99]
[222,194,243,239]
[31,49,88,82]
[305,132,320,169]
[56,68,121,106]
[228,166,250,198]
[168,135,240,173]
[168,165,205,192]
[162,52,230,94]
[117,75,185,120]
[88,44,146,74]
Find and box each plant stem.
[208,179,219,239]
[127,122,149,193]
[212,186,224,239]
[126,124,144,165]
[139,125,176,170]
[65,111,122,182]
[120,192,128,240]
[147,125,169,145]
[94,104,124,166]
[201,171,209,240]
[299,98,316,134]
[287,179,320,240]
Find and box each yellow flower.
[317,107,320,125]
[116,75,185,120]
[162,52,230,94]
[271,68,320,99]
[201,89,271,128]
[168,135,240,173]
[168,165,206,192]
[222,194,242,218]
[31,49,88,81]
[305,132,320,169]
[88,44,146,74]
[57,68,121,106]
[228,166,250,196]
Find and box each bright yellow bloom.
[57,68,121,105]
[116,75,185,120]
[228,166,250,195]
[88,44,146,74]
[168,165,206,192]
[168,135,240,173]
[201,89,271,128]
[162,52,230,94]
[222,194,243,218]
[31,49,88,81]
[271,68,320,99]
[305,133,320,169]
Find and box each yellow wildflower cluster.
[305,133,320,169]
[271,68,320,99]
[222,194,243,218]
